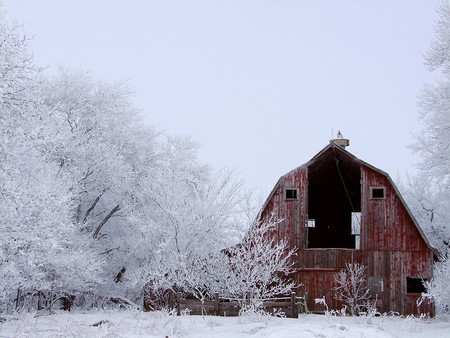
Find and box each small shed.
[259,137,438,315]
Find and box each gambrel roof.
[260,141,439,257]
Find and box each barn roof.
[260,141,439,257]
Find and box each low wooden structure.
[259,139,438,315]
[173,292,307,318]
[11,289,139,312]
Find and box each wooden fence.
[9,289,139,313]
[172,292,309,318]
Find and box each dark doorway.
[307,147,361,248]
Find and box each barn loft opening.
[307,147,361,249]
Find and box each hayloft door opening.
[307,149,361,249]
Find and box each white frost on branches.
[425,1,450,76]
[0,5,288,314]
[421,254,450,317]
[219,216,296,309]
[0,19,103,309]
[333,263,370,316]
[401,0,450,253]
[139,214,296,313]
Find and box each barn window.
[351,212,361,235]
[368,276,384,296]
[406,277,427,294]
[351,212,361,249]
[285,188,298,200]
[370,187,385,199]
[306,219,315,228]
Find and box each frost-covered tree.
[0,19,101,310]
[401,0,450,253]
[424,1,450,76]
[400,174,449,252]
[137,139,249,301]
[38,68,165,300]
[217,216,295,310]
[1,7,254,311]
[2,57,250,309]
[333,263,370,316]
[141,214,295,313]
[422,254,450,316]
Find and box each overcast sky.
[2,0,440,197]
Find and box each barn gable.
[259,140,437,315]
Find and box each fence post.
[246,292,250,308]
[176,292,181,316]
[37,291,45,310]
[291,292,298,318]
[143,283,151,312]
[168,290,174,312]
[304,293,309,313]
[49,291,54,312]
[214,292,219,315]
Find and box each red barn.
[259,136,438,315]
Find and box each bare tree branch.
[83,193,103,224]
[93,205,120,239]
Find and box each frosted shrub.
[333,263,371,316]
[221,216,296,311]
[145,311,185,337]
[421,254,450,317]
[238,303,285,324]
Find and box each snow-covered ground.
[1,310,450,338]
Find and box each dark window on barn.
[370,187,385,199]
[406,277,427,294]
[285,188,298,200]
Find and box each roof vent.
[331,130,350,149]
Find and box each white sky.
[2,0,440,197]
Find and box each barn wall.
[260,167,308,251]
[361,166,433,314]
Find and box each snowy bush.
[238,303,286,324]
[218,216,296,311]
[139,214,296,315]
[333,263,371,316]
[421,254,450,317]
